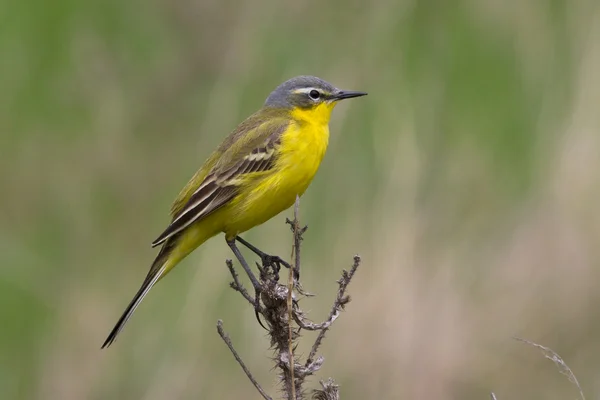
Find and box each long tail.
[101,238,178,349]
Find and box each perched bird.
[102,76,367,348]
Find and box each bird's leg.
[227,238,263,290]
[226,238,267,330]
[235,236,293,278]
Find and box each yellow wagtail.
[102,76,367,348]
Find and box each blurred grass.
[1,0,600,398]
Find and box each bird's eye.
[309,90,321,100]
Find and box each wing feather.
[151,117,287,247]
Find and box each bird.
[101,75,367,348]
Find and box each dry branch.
[217,198,361,399]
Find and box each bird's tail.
[101,239,178,349]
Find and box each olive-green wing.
[151,112,289,247]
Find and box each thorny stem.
[291,197,305,279]
[217,320,272,400]
[219,204,361,399]
[287,196,301,400]
[225,259,259,308]
[306,255,361,367]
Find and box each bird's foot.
[235,236,298,280]
[262,254,300,282]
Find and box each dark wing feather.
[151,125,284,247]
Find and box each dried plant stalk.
[217,198,361,399]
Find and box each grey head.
[264,75,367,109]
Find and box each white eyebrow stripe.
[292,87,319,94]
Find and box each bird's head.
[265,76,367,124]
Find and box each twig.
[225,259,259,308]
[514,337,585,400]
[293,309,339,331]
[285,219,307,280]
[217,320,272,400]
[306,255,361,367]
[287,195,301,400]
[292,196,303,278]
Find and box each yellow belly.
[222,120,329,238]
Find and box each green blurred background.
[2,0,600,398]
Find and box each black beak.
[333,90,368,100]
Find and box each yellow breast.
[222,104,332,236]
[276,119,329,194]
